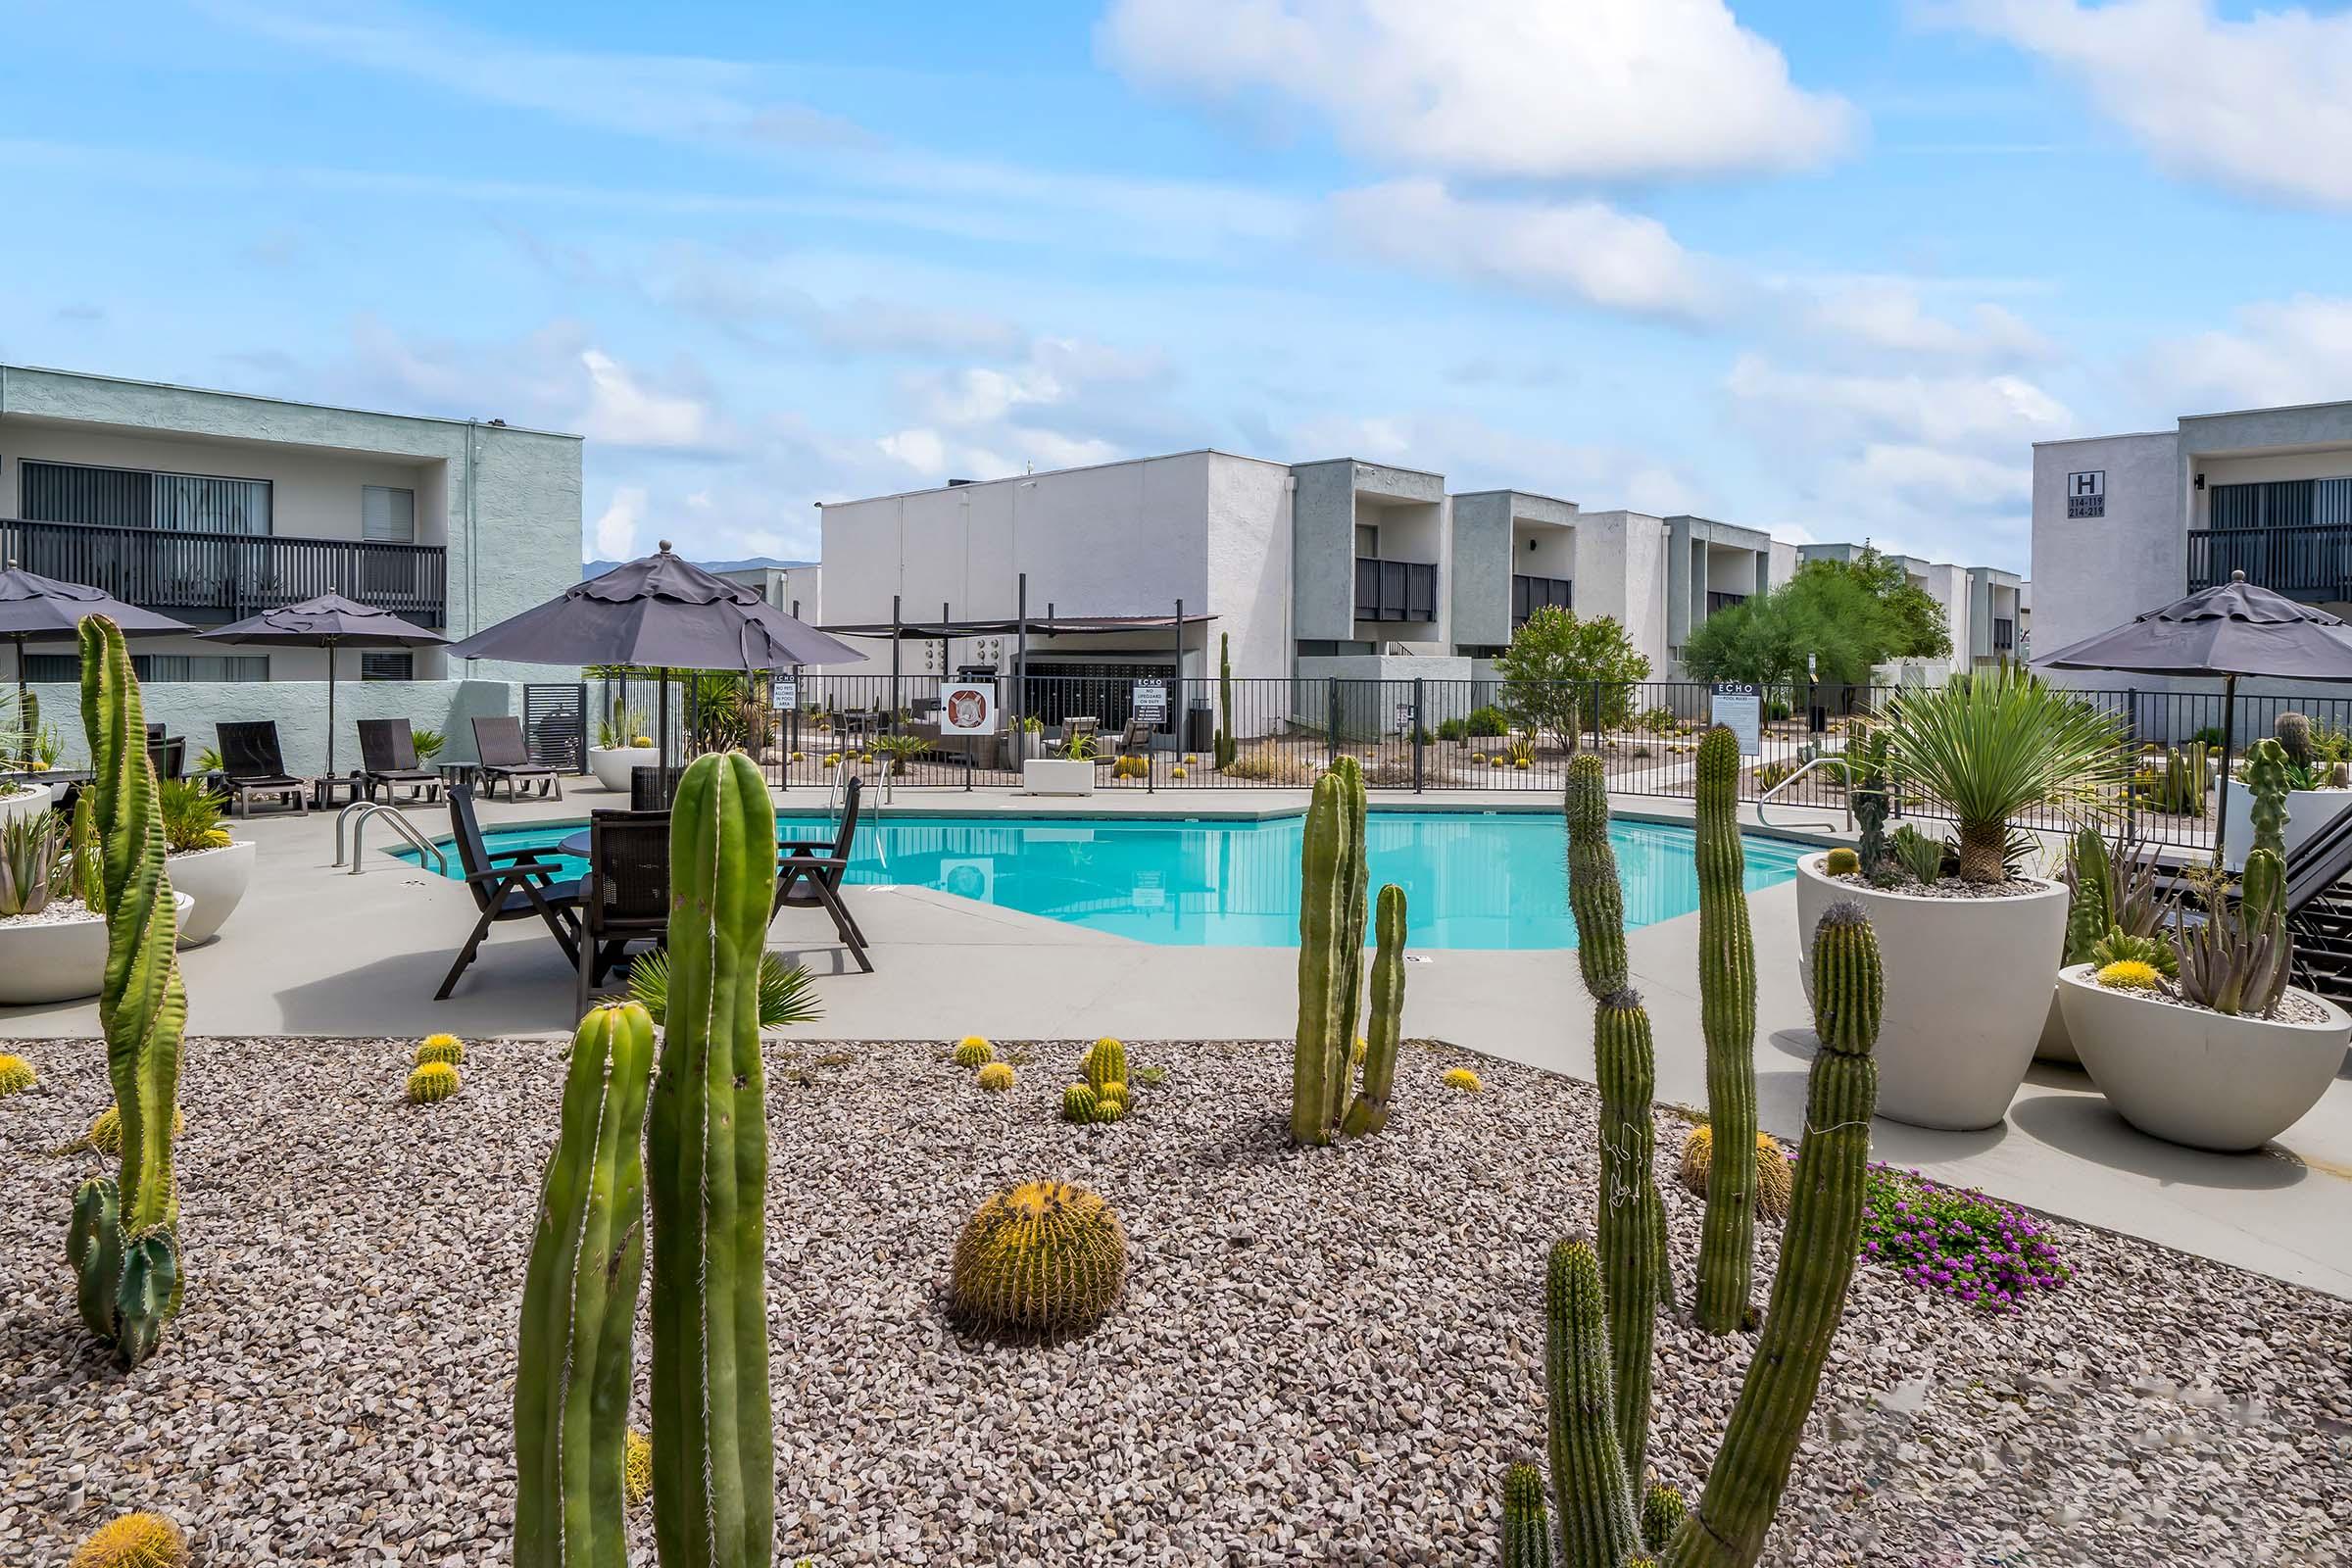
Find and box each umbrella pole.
[2214,673,2237,865]
[326,637,339,781]
[659,669,670,783]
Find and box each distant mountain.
[584,555,816,577]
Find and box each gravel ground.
[1,1034,2346,1566]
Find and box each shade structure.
[441,542,866,773]
[200,592,448,776]
[0,563,192,705]
[2039,571,2352,856]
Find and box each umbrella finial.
[2231,569,2247,583]
[659,539,673,554]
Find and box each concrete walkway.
[6,780,2347,1297]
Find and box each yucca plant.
[625,947,821,1029]
[155,778,232,855]
[1878,668,2129,883]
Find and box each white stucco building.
[1795,543,2022,682]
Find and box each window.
[361,651,415,681]
[22,459,270,535]
[24,653,267,683]
[1296,639,1376,657]
[363,485,416,543]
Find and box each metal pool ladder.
[1755,756,1852,835]
[333,799,447,876]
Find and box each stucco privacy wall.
[0,366,583,686]
[24,678,543,776]
[2031,431,2180,662]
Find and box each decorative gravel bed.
[1,1035,2347,1566]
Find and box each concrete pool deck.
[5,778,2348,1298]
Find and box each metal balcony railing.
[2188,525,2352,602]
[1706,590,1749,615]
[0,517,447,625]
[1353,557,1439,621]
[1511,573,1573,623]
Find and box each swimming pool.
[401,810,1804,950]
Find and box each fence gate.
[522,682,588,772]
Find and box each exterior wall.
[2180,403,2352,529]
[1288,459,1359,643]
[1568,511,1672,675]
[1446,491,1513,650]
[0,365,581,686]
[2030,430,2180,662]
[1767,539,1800,594]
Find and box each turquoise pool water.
[402,811,1804,950]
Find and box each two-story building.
[1795,542,2021,680]
[1,364,582,769]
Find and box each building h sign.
[2067,470,2105,518]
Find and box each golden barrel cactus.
[975,1062,1015,1093]
[950,1180,1126,1337]
[406,1061,461,1104]
[1677,1124,1794,1222]
[416,1033,466,1066]
[624,1427,654,1509]
[71,1512,189,1568]
[952,1036,995,1068]
[1442,1066,1482,1094]
[0,1053,35,1097]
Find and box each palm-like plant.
[1879,667,2130,884]
[624,947,821,1028]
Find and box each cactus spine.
[1292,757,1372,1146]
[1500,1460,1552,1568]
[1214,632,1237,770]
[1340,884,1406,1137]
[1693,724,1757,1334]
[63,615,186,1370]
[647,751,777,1567]
[1544,1239,1641,1568]
[2246,738,2290,863]
[514,1003,656,1568]
[1564,755,1627,996]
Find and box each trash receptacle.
[1186,702,1214,754]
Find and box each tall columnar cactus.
[62,615,186,1370]
[514,1003,656,1568]
[1341,883,1406,1137]
[647,751,777,1568]
[1292,757,1364,1145]
[2275,710,2314,770]
[1593,992,1659,1482]
[1500,1460,1553,1568]
[1214,632,1237,770]
[71,790,104,910]
[2061,826,2113,966]
[1544,1239,1641,1568]
[1847,727,1891,881]
[1693,724,1757,1335]
[2242,845,2287,934]
[2246,737,2290,864]
[1564,755,1628,997]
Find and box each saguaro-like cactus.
[1593,992,1660,1482]
[1341,884,1407,1136]
[1564,755,1628,997]
[647,751,777,1568]
[1214,633,1237,770]
[1544,1239,1642,1568]
[1693,725,1757,1334]
[1846,726,1891,881]
[514,1003,656,1568]
[2061,826,2112,966]
[1500,1460,1553,1568]
[1293,758,1363,1144]
[2246,738,2290,864]
[63,615,186,1370]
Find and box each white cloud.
[2145,294,2352,409]
[1946,0,2352,208]
[1796,278,2052,362]
[1724,356,2072,448]
[1101,0,1858,178]
[591,486,646,560]
[1329,179,1724,321]
[576,349,726,451]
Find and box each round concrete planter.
[0,786,51,831]
[2220,785,2352,873]
[0,891,194,1005]
[2035,988,2080,1067]
[169,840,255,947]
[2057,963,2350,1152]
[588,746,659,793]
[1796,854,2068,1130]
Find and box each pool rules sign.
[1712,682,1762,758]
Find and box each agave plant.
[624,946,821,1028]
[1879,668,2131,883]
[0,809,64,917]
[156,778,233,855]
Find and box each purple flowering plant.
[1856,1163,2069,1310]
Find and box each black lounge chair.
[146,734,185,782]
[359,718,444,805]
[576,808,670,1018]
[472,714,564,802]
[772,775,872,973]
[216,721,309,817]
[434,784,584,1000]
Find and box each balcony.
[0,517,447,626]
[1354,557,1439,622]
[1992,616,2015,652]
[1706,589,1749,615]
[2187,525,2352,603]
[1512,573,1573,624]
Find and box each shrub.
[1823,847,1860,877]
[406,1061,461,1103]
[951,1036,995,1067]
[950,1180,1126,1336]
[1859,1164,2068,1310]
[0,1053,35,1096]
[1220,747,1316,784]
[1465,705,1509,738]
[1442,1065,1482,1093]
[70,1512,189,1568]
[416,1034,466,1066]
[975,1062,1015,1092]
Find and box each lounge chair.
[576,808,670,1018]
[358,718,444,805]
[471,714,564,802]
[773,774,872,973]
[146,734,185,782]
[1106,715,1153,761]
[1048,716,1100,757]
[216,721,309,817]
[434,784,583,1000]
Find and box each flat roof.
[822,612,1214,638]
[0,362,581,440]
[816,448,1291,509]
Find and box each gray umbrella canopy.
[0,564,192,703]
[442,542,864,670]
[201,592,448,775]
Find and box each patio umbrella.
[2038,569,2352,856]
[0,562,192,707]
[441,541,865,771]
[199,591,447,776]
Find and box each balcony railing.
[0,517,447,626]
[1512,573,1572,623]
[1706,590,1749,615]
[1992,617,2015,652]
[1354,557,1439,622]
[2187,525,2352,603]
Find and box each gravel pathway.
[0,1035,2345,1566]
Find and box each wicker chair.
[576,808,671,1018]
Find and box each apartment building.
[1795,542,2021,678]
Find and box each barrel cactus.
[514,1004,656,1568]
[1061,1083,1099,1122]
[1084,1037,1127,1094]
[976,1061,1015,1093]
[0,1053,37,1096]
[2276,710,2314,770]
[950,1179,1127,1337]
[1443,1066,1482,1093]
[624,1428,654,1509]
[69,1511,189,1568]
[952,1036,995,1067]
[1822,847,1858,877]
[416,1033,466,1066]
[1642,1483,1689,1553]
[406,1061,461,1103]
[1693,724,1758,1334]
[1500,1459,1552,1568]
[1677,1125,1792,1221]
[62,615,187,1371]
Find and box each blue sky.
[4,1,2350,574]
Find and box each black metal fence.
[583,671,2352,853]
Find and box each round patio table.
[556,830,591,858]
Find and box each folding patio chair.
[772,775,872,973]
[358,718,444,805]
[434,785,584,1000]
[471,714,564,802]
[215,721,309,817]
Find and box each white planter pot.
[0,891,194,1005]
[2220,785,2352,872]
[1022,759,1097,797]
[169,840,255,947]
[2057,963,2350,1152]
[589,747,659,793]
[1796,854,2067,1130]
[0,786,51,830]
[2035,987,2079,1066]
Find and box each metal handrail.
[1755,754,1852,834]
[336,800,447,875]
